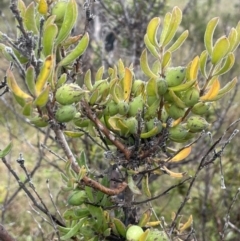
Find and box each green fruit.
[169,124,188,141]
[123,117,138,134]
[161,108,169,123]
[29,115,48,127]
[55,83,87,105]
[182,87,200,107]
[146,229,169,241]
[104,100,119,116]
[118,101,129,115]
[126,225,144,241]
[67,190,87,206]
[146,118,162,133]
[55,105,77,122]
[132,79,145,96]
[51,0,68,23]
[157,78,168,95]
[191,102,211,115]
[145,99,160,120]
[167,104,185,119]
[128,95,144,117]
[187,116,210,132]
[165,66,186,87]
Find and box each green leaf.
[204,17,219,55]
[199,50,208,79]
[213,53,235,76]
[161,51,171,71]
[140,49,158,78]
[58,33,89,66]
[211,36,230,65]
[24,2,38,34]
[55,0,78,45]
[42,23,58,56]
[127,174,142,195]
[228,28,238,52]
[231,21,240,51]
[159,12,172,45]
[167,30,189,52]
[144,34,159,58]
[147,17,161,47]
[0,142,12,158]
[61,218,86,240]
[162,7,182,47]
[95,66,105,81]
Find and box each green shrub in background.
[0,0,240,241]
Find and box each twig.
[133,177,191,205]
[220,188,240,240]
[0,223,17,241]
[41,144,67,162]
[1,156,65,227]
[169,123,240,235]
[77,128,108,151]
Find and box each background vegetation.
[0,0,240,241]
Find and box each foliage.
[0,0,240,241]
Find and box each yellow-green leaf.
[0,142,13,158]
[24,2,38,34]
[228,28,238,52]
[167,30,189,52]
[231,21,240,51]
[147,17,161,47]
[33,85,50,107]
[211,36,230,65]
[159,12,172,45]
[35,55,53,96]
[140,49,158,78]
[162,51,171,71]
[162,7,182,47]
[42,23,58,56]
[199,50,208,79]
[213,53,235,76]
[117,59,125,79]
[64,131,84,138]
[55,0,78,45]
[188,56,199,81]
[204,17,219,55]
[95,66,105,81]
[144,34,159,58]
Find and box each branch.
[81,100,132,160]
[52,122,128,195]
[0,224,17,241]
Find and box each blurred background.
[0,0,240,240]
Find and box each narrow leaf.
[199,50,208,79]
[0,142,13,158]
[140,49,158,78]
[213,53,235,76]
[211,36,230,65]
[147,17,161,47]
[204,17,219,55]
[167,30,189,52]
[170,146,192,162]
